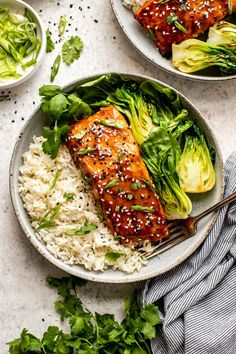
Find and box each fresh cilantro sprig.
[62,35,84,64]
[7,276,162,353]
[39,85,91,159]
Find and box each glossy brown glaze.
[135,0,231,56]
[67,105,168,243]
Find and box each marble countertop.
[1,0,236,351]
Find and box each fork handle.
[195,190,236,222]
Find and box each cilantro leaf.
[39,85,61,98]
[66,93,92,118]
[42,93,68,120]
[62,35,84,64]
[46,28,55,53]
[46,276,87,297]
[140,304,162,326]
[8,277,160,354]
[42,123,69,159]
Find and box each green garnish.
[50,55,61,82]
[42,122,69,159]
[39,85,61,97]
[114,234,121,241]
[105,252,124,263]
[167,13,187,33]
[35,205,60,230]
[81,173,90,184]
[72,129,87,139]
[58,15,67,36]
[131,182,142,190]
[63,192,76,201]
[7,276,162,352]
[77,147,96,155]
[49,170,61,190]
[0,7,41,79]
[147,28,155,41]
[228,0,233,15]
[180,4,187,11]
[131,205,154,213]
[101,119,126,129]
[115,206,120,212]
[142,179,155,192]
[118,149,124,162]
[127,194,134,201]
[62,35,84,64]
[24,7,34,23]
[104,179,119,189]
[46,28,55,53]
[65,220,97,236]
[119,187,124,192]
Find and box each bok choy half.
[172,21,236,74]
[39,74,216,220]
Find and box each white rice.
[122,0,146,12]
[19,136,155,273]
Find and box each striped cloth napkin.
[140,153,236,354]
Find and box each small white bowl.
[0,0,46,89]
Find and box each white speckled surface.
[0,0,236,351]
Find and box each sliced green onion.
[58,15,67,36]
[131,205,154,213]
[131,182,142,190]
[36,205,61,230]
[101,119,126,129]
[78,148,96,155]
[72,130,87,139]
[104,179,119,189]
[50,55,61,82]
[49,170,61,190]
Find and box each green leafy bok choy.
[141,129,192,220]
[177,125,216,193]
[207,21,236,48]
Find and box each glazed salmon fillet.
[135,0,234,56]
[67,105,168,243]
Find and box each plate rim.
[9,72,225,283]
[110,0,236,82]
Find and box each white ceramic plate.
[111,0,236,81]
[0,0,46,89]
[9,73,224,283]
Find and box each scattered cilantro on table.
[62,36,84,64]
[7,276,162,353]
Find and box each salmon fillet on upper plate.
[135,0,235,56]
[67,105,168,243]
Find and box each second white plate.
[111,0,236,81]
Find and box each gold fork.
[143,191,236,260]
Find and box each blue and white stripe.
[140,152,236,354]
